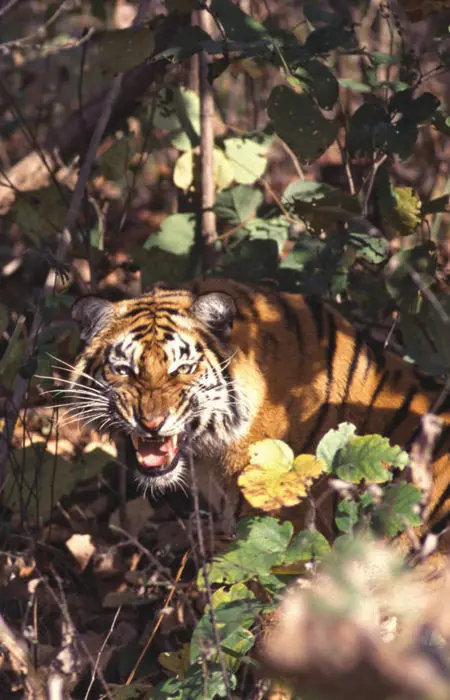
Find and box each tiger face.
[69,288,249,492]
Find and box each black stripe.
[383,385,418,438]
[360,370,389,434]
[366,339,386,373]
[427,484,450,534]
[275,295,303,347]
[302,311,337,452]
[341,330,363,411]
[304,296,325,341]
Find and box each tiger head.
[69,287,249,492]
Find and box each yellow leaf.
[293,454,326,482]
[158,643,190,679]
[238,440,324,512]
[248,439,294,474]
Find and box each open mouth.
[131,434,180,476]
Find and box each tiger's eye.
[171,363,197,376]
[112,364,134,377]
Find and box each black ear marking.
[191,292,236,340]
[71,296,115,341]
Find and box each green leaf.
[338,78,371,93]
[384,243,437,309]
[109,683,154,700]
[215,186,263,224]
[283,530,330,563]
[10,184,69,239]
[202,516,293,585]
[335,435,409,484]
[316,422,357,471]
[375,483,422,537]
[431,110,450,136]
[182,664,236,700]
[305,24,356,55]
[294,59,339,110]
[335,499,360,534]
[399,295,450,376]
[5,446,112,521]
[95,26,155,76]
[421,195,450,215]
[268,86,337,162]
[151,676,182,699]
[191,588,259,669]
[283,180,361,223]
[210,0,268,42]
[389,91,439,123]
[151,25,210,62]
[348,228,389,264]
[153,87,200,151]
[240,217,290,251]
[224,132,272,185]
[347,103,388,156]
[386,118,418,160]
[144,213,196,255]
[222,239,279,280]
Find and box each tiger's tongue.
[134,437,176,469]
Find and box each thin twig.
[361,153,388,215]
[199,7,217,268]
[84,607,122,700]
[125,550,190,685]
[188,447,232,700]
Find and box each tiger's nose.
[140,416,166,432]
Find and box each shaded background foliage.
[1,0,450,698]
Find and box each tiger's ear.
[71,296,115,341]
[192,292,236,340]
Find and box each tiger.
[68,277,450,550]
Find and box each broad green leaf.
[348,229,389,264]
[305,24,356,55]
[182,664,236,700]
[421,194,450,215]
[338,78,371,93]
[375,483,422,537]
[268,86,337,162]
[109,682,155,699]
[191,586,259,668]
[294,59,339,110]
[202,516,293,585]
[173,148,234,191]
[222,238,279,280]
[151,25,210,62]
[215,185,263,225]
[283,180,361,224]
[210,0,268,42]
[384,243,437,309]
[316,422,357,471]
[399,295,450,376]
[153,87,200,151]
[335,435,409,484]
[151,676,182,699]
[95,26,155,76]
[10,184,68,239]
[224,133,271,185]
[239,217,290,252]
[389,91,439,123]
[98,133,136,182]
[347,103,388,156]
[5,446,112,521]
[283,530,330,563]
[386,118,418,160]
[144,213,196,255]
[335,499,360,534]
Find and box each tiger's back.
[70,278,450,543]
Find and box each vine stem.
[199,5,218,268]
[0,0,151,486]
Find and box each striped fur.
[69,278,450,542]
